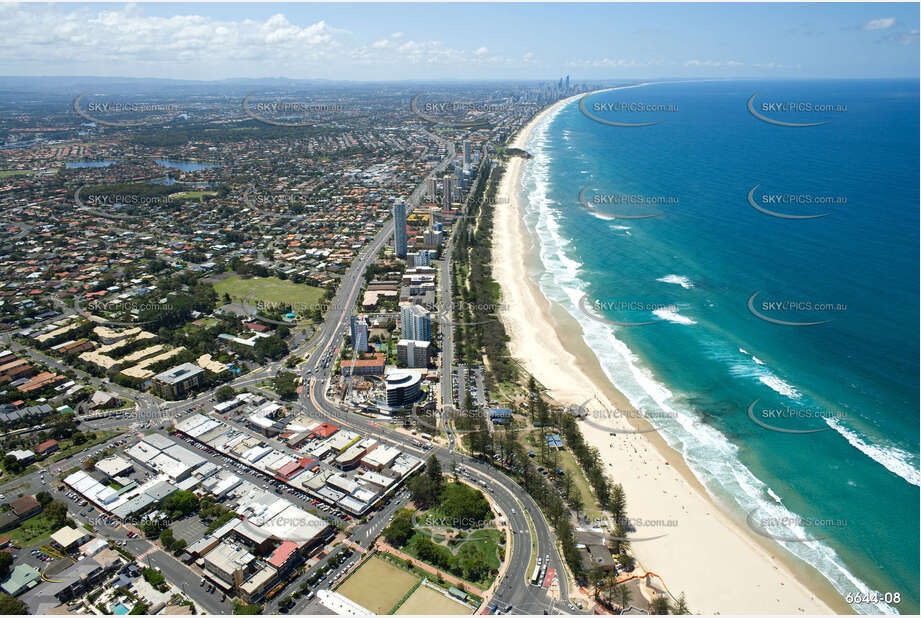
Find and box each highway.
[5,134,583,614]
[277,142,577,613]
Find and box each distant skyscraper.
[400,304,431,342]
[392,199,407,258]
[462,140,472,168]
[565,75,570,90]
[442,177,455,207]
[350,315,368,353]
[426,177,437,199]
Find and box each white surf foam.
[652,307,697,325]
[514,94,896,614]
[657,274,694,289]
[826,417,921,487]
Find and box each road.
[277,142,576,613]
[6,133,582,614]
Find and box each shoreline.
[490,89,851,614]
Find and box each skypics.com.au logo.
[73,93,184,127]
[578,293,685,327]
[241,293,330,328]
[579,92,678,127]
[55,293,171,327]
[747,92,846,128]
[747,291,846,327]
[410,94,518,128]
[418,299,511,328]
[241,93,349,127]
[746,184,846,220]
[578,185,678,220]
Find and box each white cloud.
[684,59,745,67]
[473,46,489,56]
[862,18,896,30]
[0,5,344,65]
[371,39,390,49]
[569,58,667,68]
[880,29,919,44]
[391,32,403,39]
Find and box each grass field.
[48,431,121,463]
[0,169,37,178]
[169,190,218,201]
[213,276,325,311]
[336,556,419,614]
[522,429,603,520]
[395,585,471,615]
[5,511,65,546]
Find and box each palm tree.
[671,592,690,615]
[650,595,670,615]
[615,583,631,610]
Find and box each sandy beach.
[491,91,848,614]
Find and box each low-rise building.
[152,362,204,399]
[34,439,59,457]
[50,526,91,552]
[0,563,40,596]
[10,495,42,520]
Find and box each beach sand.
[491,91,849,614]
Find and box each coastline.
[490,90,850,614]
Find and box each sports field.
[336,556,419,614]
[395,585,471,615]
[213,275,325,311]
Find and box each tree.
[383,510,414,547]
[142,568,165,588]
[0,594,27,614]
[273,371,298,400]
[36,491,53,506]
[159,528,176,551]
[215,385,236,402]
[650,595,670,615]
[439,483,491,525]
[671,593,690,615]
[162,490,199,520]
[143,519,164,538]
[426,454,443,489]
[609,483,626,521]
[612,521,631,557]
[45,501,69,528]
[0,553,12,579]
[615,583,631,609]
[2,455,23,474]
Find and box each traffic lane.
[352,490,409,548]
[144,549,233,614]
[462,458,569,600]
[289,545,355,614]
[306,397,547,608]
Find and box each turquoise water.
[154,159,220,172]
[518,79,919,614]
[65,160,117,168]
[112,602,130,615]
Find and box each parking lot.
[167,432,354,525]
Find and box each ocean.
[516,79,919,614]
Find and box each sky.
[0,2,917,81]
